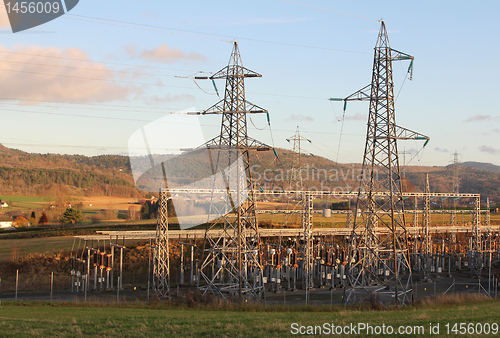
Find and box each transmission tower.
[196,42,269,302]
[342,21,429,306]
[284,126,311,228]
[153,188,170,297]
[286,126,311,191]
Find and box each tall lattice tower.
[342,21,429,306]
[286,126,310,191]
[451,151,461,194]
[153,188,170,297]
[197,42,269,301]
[285,127,310,227]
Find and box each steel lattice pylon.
[287,126,310,192]
[153,188,170,297]
[197,42,269,302]
[285,126,310,227]
[342,22,429,307]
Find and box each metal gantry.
[301,192,314,302]
[422,174,432,280]
[342,21,429,307]
[451,151,461,227]
[153,188,170,297]
[470,196,482,277]
[197,42,269,302]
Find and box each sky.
[0,0,498,167]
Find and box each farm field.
[0,195,142,213]
[0,195,47,211]
[73,196,142,211]
[0,298,499,337]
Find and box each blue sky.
[0,0,498,167]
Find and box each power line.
[0,67,198,90]
[63,14,369,55]
[0,107,214,125]
[0,2,369,54]
[0,58,204,79]
[0,96,185,111]
[64,14,232,43]
[0,50,213,74]
[0,101,185,115]
[1,104,364,139]
[0,63,328,100]
[278,0,380,22]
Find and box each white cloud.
[288,114,313,122]
[465,114,499,122]
[143,93,196,105]
[479,145,499,155]
[0,44,140,103]
[434,147,449,153]
[344,113,364,121]
[127,44,207,64]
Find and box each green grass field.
[0,196,46,203]
[0,195,47,211]
[0,297,499,337]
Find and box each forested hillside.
[0,144,138,197]
[0,144,499,202]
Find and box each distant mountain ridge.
[458,161,500,174]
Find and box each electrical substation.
[73,22,500,308]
